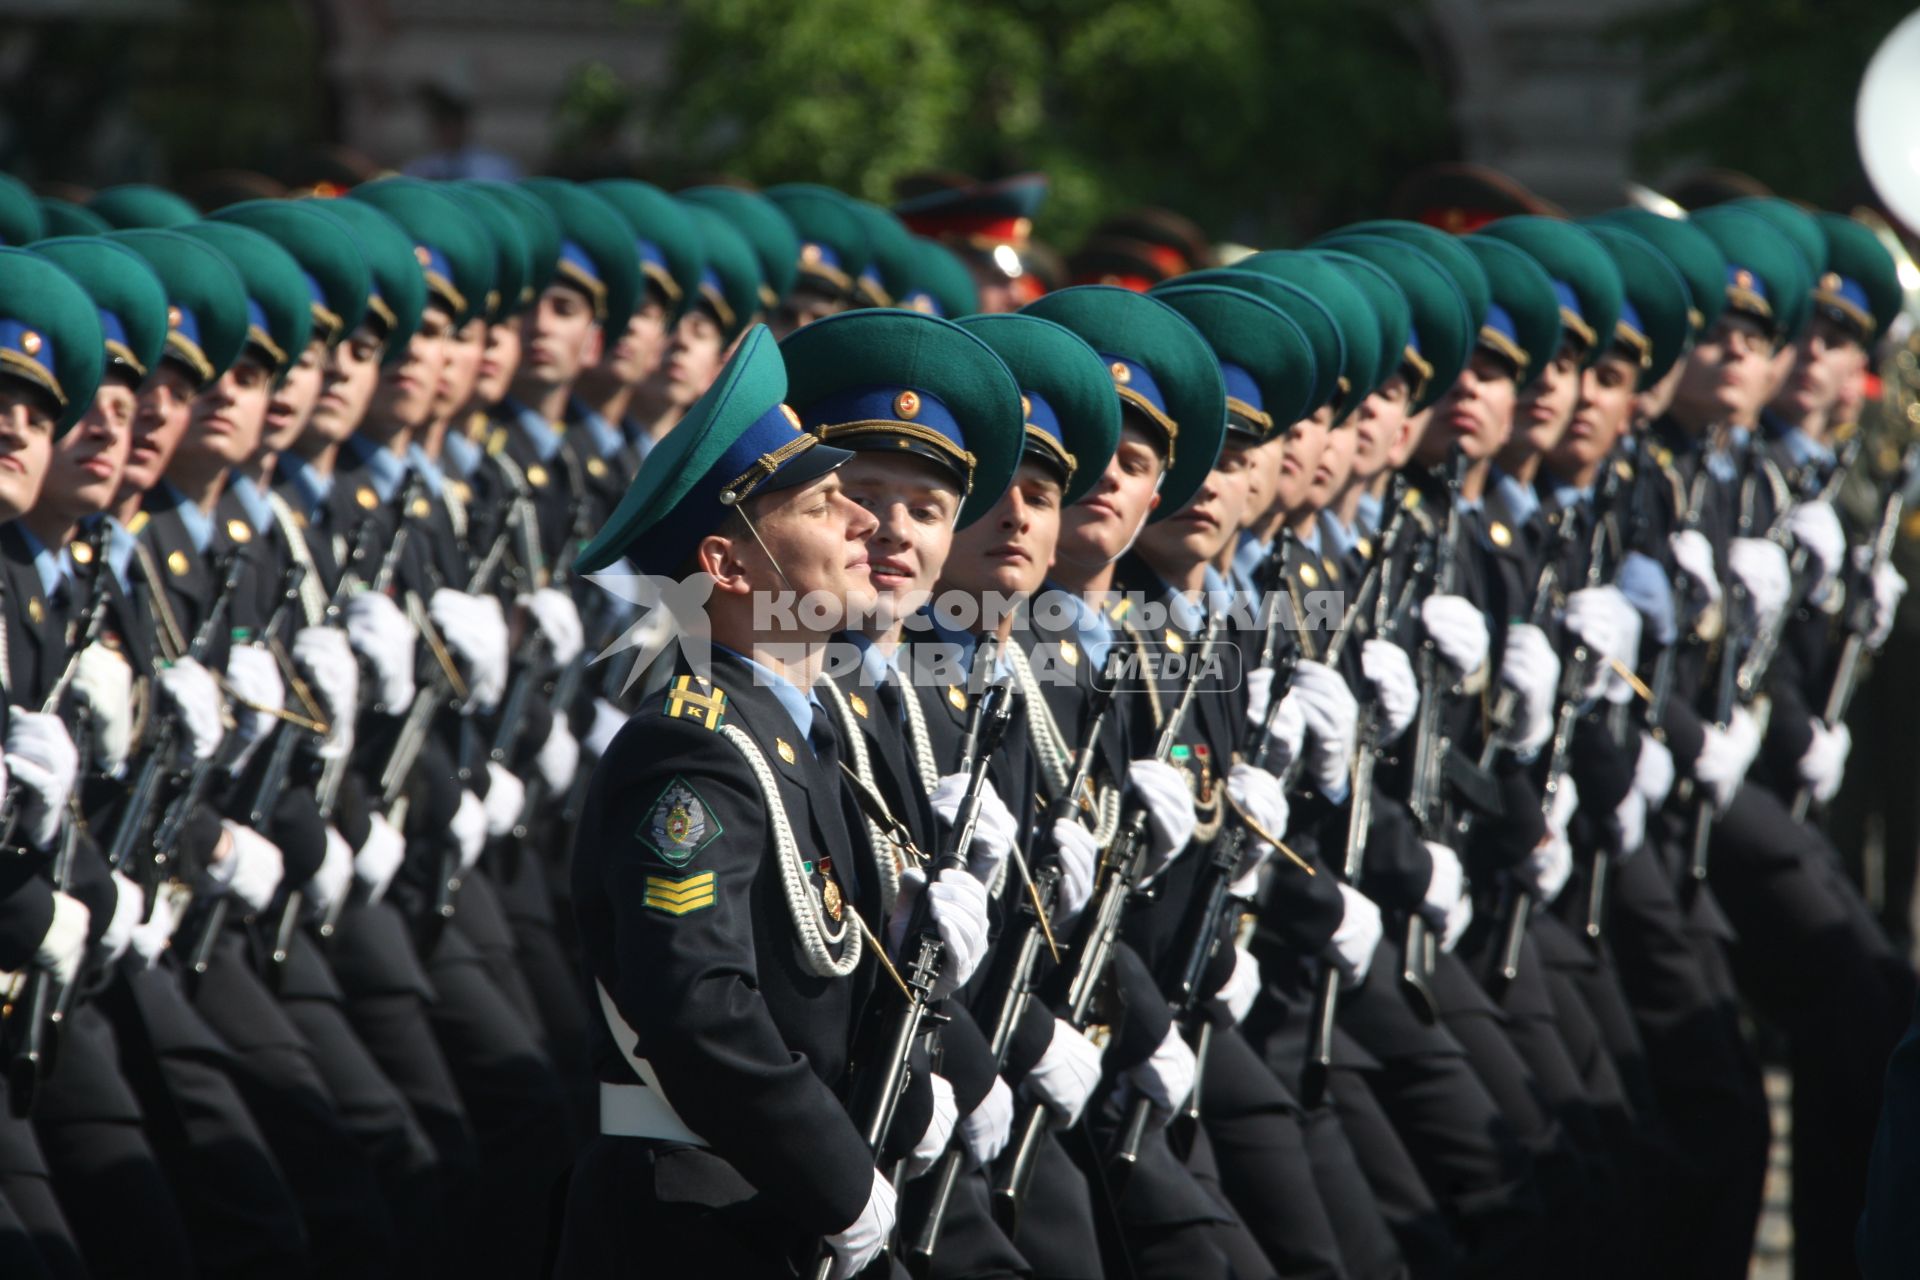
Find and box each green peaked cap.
[1691,206,1812,341]
[353,178,497,328]
[1021,284,1226,522]
[780,307,1023,525]
[89,184,197,231]
[301,198,425,365]
[1151,283,1318,443]
[1813,212,1902,341]
[956,312,1122,506]
[575,324,852,576]
[0,247,104,435]
[1583,224,1694,387]
[1234,250,1383,417]
[765,184,872,300]
[1478,216,1625,369]
[105,228,249,390]
[1459,234,1562,389]
[518,179,641,332]
[177,221,315,381]
[590,179,706,325]
[675,201,764,345]
[1335,220,1492,331]
[443,185,532,324]
[677,186,800,310]
[211,199,372,348]
[1167,268,1345,415]
[0,175,46,246]
[1311,234,1472,411]
[1727,198,1827,284]
[902,238,978,319]
[38,198,109,239]
[1586,208,1727,340]
[32,236,170,385]
[1315,250,1411,395]
[464,180,562,309]
[840,197,919,306]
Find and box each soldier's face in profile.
[1420,350,1515,464]
[434,319,487,424]
[474,322,520,406]
[0,384,56,520]
[122,362,198,497]
[368,306,451,436]
[1672,312,1774,430]
[305,325,384,449]
[606,299,669,387]
[1057,426,1163,579]
[1390,404,1432,468]
[1141,442,1252,570]
[182,352,273,470]
[666,310,727,409]
[264,340,327,454]
[45,379,136,522]
[1774,314,1867,425]
[519,284,601,391]
[1307,420,1357,510]
[1351,375,1409,483]
[1513,340,1583,456]
[1552,351,1638,477]
[708,471,879,631]
[840,451,961,629]
[1635,356,1684,426]
[1240,435,1280,531]
[1275,405,1331,514]
[769,287,846,340]
[943,461,1063,601]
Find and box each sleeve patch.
[643,871,716,916]
[636,775,722,866]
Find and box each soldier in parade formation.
[0,155,1908,1280]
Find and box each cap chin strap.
[725,498,802,604]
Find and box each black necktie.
[807,711,865,905]
[876,677,905,729]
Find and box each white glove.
[1634,731,1675,809]
[1227,762,1288,862]
[1421,593,1490,675]
[1421,840,1464,927]
[157,658,225,762]
[483,762,526,838]
[343,592,416,711]
[1797,720,1851,804]
[1564,586,1641,701]
[925,868,990,998]
[291,626,358,760]
[6,711,78,850]
[1220,944,1261,1023]
[1728,537,1791,630]
[1245,670,1307,773]
[1670,529,1722,604]
[585,697,624,758]
[1522,778,1578,904]
[225,643,284,750]
[1361,639,1419,743]
[212,821,285,914]
[824,1167,897,1280]
[1328,883,1383,989]
[960,1075,1014,1169]
[1027,1018,1103,1125]
[1496,624,1561,756]
[309,826,354,919]
[35,892,90,986]
[1867,558,1907,650]
[1786,500,1845,591]
[928,774,1016,887]
[536,718,579,793]
[905,1073,959,1179]
[1128,758,1196,882]
[430,589,509,712]
[101,871,144,964]
[128,887,184,967]
[1130,1023,1197,1119]
[1293,662,1359,796]
[521,587,584,665]
[1050,819,1099,927]
[71,643,133,774]
[452,789,487,871]
[355,813,406,904]
[1694,706,1761,809]
[1616,788,1647,860]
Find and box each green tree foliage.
[622,0,1452,247]
[1631,0,1914,208]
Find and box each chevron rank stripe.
[643,871,717,916]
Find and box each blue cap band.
[800,384,969,461]
[1218,361,1262,414]
[0,317,61,404]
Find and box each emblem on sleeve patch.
[637,777,721,866]
[643,871,716,916]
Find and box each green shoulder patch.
[664,674,726,729]
[637,775,722,866]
